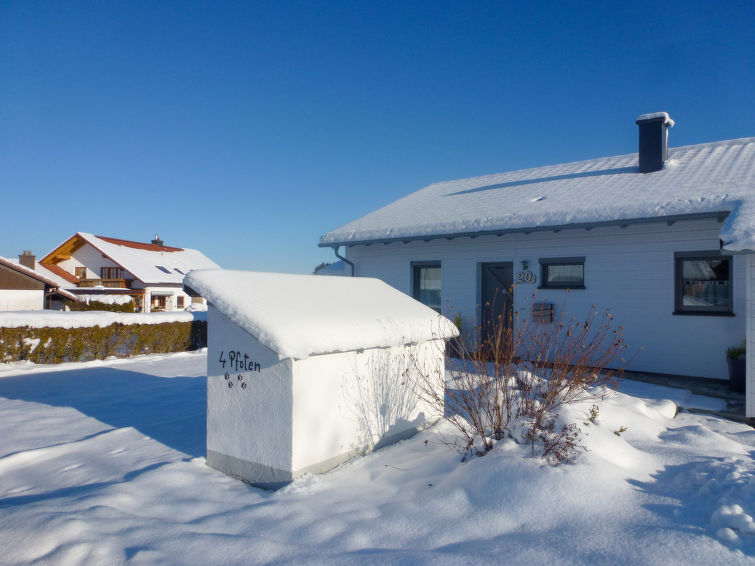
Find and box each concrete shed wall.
[206,307,294,486]
[346,217,745,380]
[290,339,445,474]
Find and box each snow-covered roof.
[0,257,77,300]
[184,270,458,360]
[42,233,220,285]
[320,137,755,252]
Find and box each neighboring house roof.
[184,270,458,360]
[314,260,347,276]
[41,233,220,285]
[38,263,80,286]
[0,257,77,300]
[319,137,755,252]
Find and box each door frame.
[479,261,514,345]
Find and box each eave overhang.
[318,211,731,248]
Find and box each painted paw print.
[224,372,247,391]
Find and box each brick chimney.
[18,250,35,270]
[636,112,674,173]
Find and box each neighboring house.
[320,113,755,418]
[0,252,76,311]
[313,260,347,276]
[38,233,220,312]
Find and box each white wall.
[0,289,44,311]
[59,243,134,280]
[142,287,191,312]
[205,307,294,486]
[747,254,754,418]
[347,217,746,380]
[290,339,444,473]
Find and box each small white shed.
[184,270,458,488]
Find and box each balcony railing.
[78,278,132,289]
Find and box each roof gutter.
[318,211,730,248]
[330,246,355,277]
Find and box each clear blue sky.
[2,1,753,273]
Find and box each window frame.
[538,257,585,290]
[100,266,124,280]
[673,251,733,316]
[411,261,442,313]
[75,267,86,279]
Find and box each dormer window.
[156,265,172,274]
[174,268,185,275]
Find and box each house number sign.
[516,270,537,284]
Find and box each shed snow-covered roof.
[320,137,755,252]
[42,233,220,285]
[184,270,458,360]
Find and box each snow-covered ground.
[0,351,753,565]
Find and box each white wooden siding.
[346,217,745,380]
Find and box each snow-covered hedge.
[0,311,205,329]
[0,312,207,364]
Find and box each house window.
[151,295,167,311]
[191,296,203,304]
[539,257,585,289]
[412,262,441,313]
[177,296,185,308]
[75,267,86,279]
[156,265,172,274]
[101,267,124,279]
[674,251,732,315]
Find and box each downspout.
[331,246,355,277]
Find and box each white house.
[184,269,457,488]
[38,233,219,312]
[0,253,76,311]
[319,113,755,418]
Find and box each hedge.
[64,299,135,313]
[0,320,207,364]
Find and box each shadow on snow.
[0,367,206,458]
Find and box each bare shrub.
[408,291,627,463]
